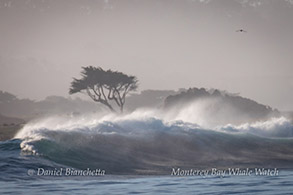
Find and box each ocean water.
[1,171,293,194]
[1,111,293,194]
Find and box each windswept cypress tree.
[69,66,138,113]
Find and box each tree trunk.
[105,102,116,113]
[120,104,124,113]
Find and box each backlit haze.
[0,0,292,110]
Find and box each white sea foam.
[15,106,293,143]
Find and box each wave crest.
[13,111,293,174]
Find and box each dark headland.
[1,88,292,141]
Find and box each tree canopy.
[69,66,138,113]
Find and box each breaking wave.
[12,109,293,175]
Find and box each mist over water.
[12,100,293,175]
[1,1,293,194]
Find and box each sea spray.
[12,110,293,175]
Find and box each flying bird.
[236,29,247,33]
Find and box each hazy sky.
[0,0,292,110]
